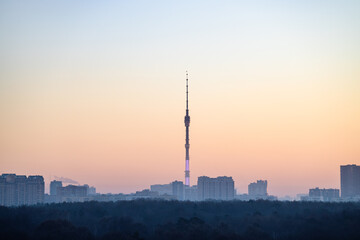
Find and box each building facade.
[341,164,360,198]
[26,176,45,205]
[171,181,184,200]
[197,176,235,201]
[150,184,172,195]
[50,180,63,196]
[0,174,44,206]
[58,185,87,198]
[309,188,340,201]
[248,180,268,196]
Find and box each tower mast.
[184,72,190,186]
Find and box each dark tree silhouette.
[1,200,360,240]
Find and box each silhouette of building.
[0,174,44,206]
[18,175,26,204]
[197,176,235,201]
[54,185,87,202]
[26,176,45,205]
[248,180,268,196]
[172,181,184,200]
[46,182,97,203]
[308,188,340,201]
[0,174,18,206]
[184,72,191,187]
[150,184,172,195]
[135,189,159,197]
[87,185,96,195]
[58,185,87,198]
[50,180,62,196]
[341,164,360,198]
[188,185,198,201]
[125,189,175,200]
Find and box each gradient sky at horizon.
[1,1,360,197]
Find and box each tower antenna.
[186,71,189,111]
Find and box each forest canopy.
[1,200,360,240]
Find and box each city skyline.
[1,1,360,197]
[1,163,355,198]
[2,164,358,204]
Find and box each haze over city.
[1,1,360,197]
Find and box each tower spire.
[186,71,189,111]
[184,71,191,187]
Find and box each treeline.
[1,200,360,240]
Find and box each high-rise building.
[197,176,235,201]
[0,174,17,206]
[341,164,360,198]
[0,174,44,206]
[26,176,45,205]
[50,180,63,196]
[171,181,184,200]
[248,180,268,196]
[16,175,27,206]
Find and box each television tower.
[184,72,190,186]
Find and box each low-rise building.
[307,188,340,201]
[150,184,172,195]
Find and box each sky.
[0,0,359,197]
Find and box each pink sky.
[1,1,359,197]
